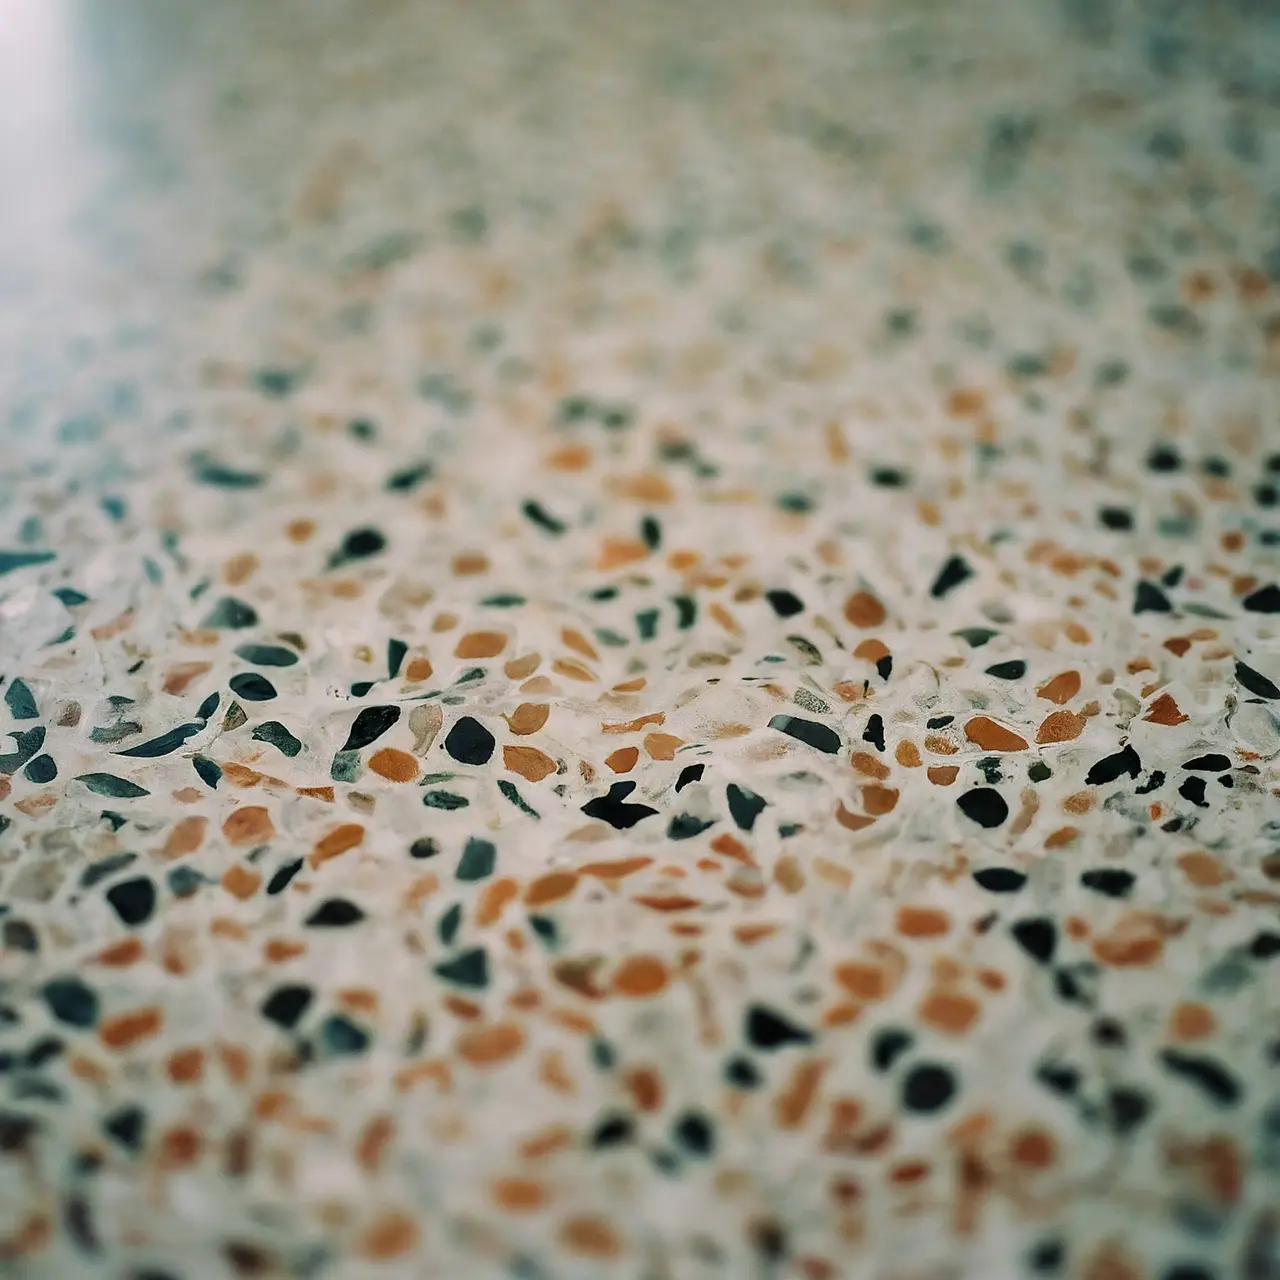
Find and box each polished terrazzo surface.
[2,1,1280,1277]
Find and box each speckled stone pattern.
[1,0,1280,1277]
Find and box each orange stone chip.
[519,1126,574,1160]
[1093,931,1163,968]
[612,955,669,997]
[161,815,207,860]
[369,748,419,781]
[100,1006,163,1050]
[850,751,890,780]
[503,744,557,782]
[774,1058,830,1130]
[359,1212,418,1260]
[579,855,654,879]
[624,1065,664,1112]
[475,878,520,927]
[456,1021,525,1067]
[605,746,639,773]
[1177,851,1233,887]
[853,637,890,664]
[505,702,550,735]
[1045,826,1080,849]
[310,823,365,867]
[1036,671,1081,704]
[834,962,893,1001]
[525,871,578,906]
[163,661,212,695]
[492,1177,548,1213]
[844,591,887,628]
[964,717,1029,752]
[633,894,702,912]
[1035,710,1084,744]
[612,472,675,503]
[861,784,899,815]
[404,656,433,682]
[221,865,261,900]
[561,627,599,660]
[1143,692,1189,726]
[597,538,649,570]
[919,990,980,1034]
[167,1047,205,1085]
[503,653,540,680]
[602,712,665,734]
[895,906,950,938]
[356,1115,396,1174]
[643,732,684,760]
[1008,1127,1058,1169]
[97,938,144,968]
[558,1216,622,1260]
[552,657,595,682]
[455,630,507,659]
[545,443,591,471]
[222,806,274,846]
[1168,1001,1216,1041]
[947,387,986,417]
[835,801,875,831]
[452,551,489,575]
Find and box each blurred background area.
[1,0,1278,470]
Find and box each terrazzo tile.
[2,0,1280,1277]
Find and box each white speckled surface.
[1,2,1280,1278]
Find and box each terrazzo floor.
[2,1,1280,1277]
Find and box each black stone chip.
[443,716,495,765]
[1011,917,1057,964]
[305,898,365,927]
[1085,745,1142,786]
[1134,581,1173,613]
[726,783,767,830]
[973,867,1026,892]
[1099,506,1133,531]
[768,714,840,753]
[675,764,704,792]
[266,859,303,894]
[1235,661,1280,700]
[672,1111,715,1156]
[871,1028,914,1072]
[581,781,659,830]
[1179,776,1208,807]
[1158,1049,1241,1105]
[930,555,974,599]
[1080,868,1135,898]
[744,1004,812,1051]
[229,673,276,702]
[1182,754,1230,772]
[1242,583,1280,613]
[261,985,314,1030]
[764,589,804,618]
[589,1114,635,1148]
[1106,1085,1152,1134]
[105,878,156,927]
[901,1062,957,1113]
[341,705,401,752]
[985,660,1027,680]
[957,787,1008,828]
